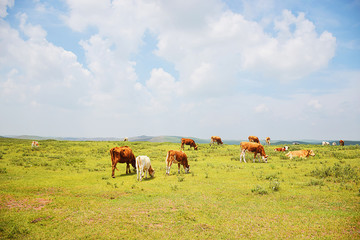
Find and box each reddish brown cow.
[210,136,223,145]
[274,146,288,152]
[181,138,198,150]
[110,146,136,178]
[265,137,271,145]
[248,136,260,143]
[240,142,268,163]
[165,150,190,175]
[339,140,344,146]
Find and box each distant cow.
[31,141,39,148]
[181,138,198,150]
[165,150,190,175]
[285,150,315,159]
[248,136,260,143]
[136,156,155,181]
[332,142,337,146]
[274,146,288,152]
[265,137,271,145]
[339,140,344,146]
[240,142,268,163]
[123,137,128,142]
[109,146,136,178]
[210,136,223,145]
[322,141,330,146]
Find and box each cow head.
[262,155,268,163]
[308,150,315,157]
[149,166,155,177]
[194,145,198,150]
[185,165,190,173]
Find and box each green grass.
[0,139,359,239]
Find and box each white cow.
[136,156,155,181]
[322,141,330,146]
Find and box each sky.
[0,0,360,140]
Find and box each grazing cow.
[136,156,155,181]
[240,142,268,163]
[322,141,330,146]
[248,136,260,143]
[109,146,136,178]
[210,136,223,145]
[274,146,288,152]
[332,142,337,146]
[165,150,190,175]
[339,140,344,146]
[31,141,39,148]
[123,137,128,142]
[285,150,315,159]
[265,137,271,145]
[181,138,198,150]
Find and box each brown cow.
[285,150,315,159]
[265,137,271,145]
[181,138,198,150]
[210,136,223,145]
[274,146,288,152]
[248,136,260,143]
[339,140,344,146]
[240,142,268,163]
[165,150,190,175]
[109,146,136,178]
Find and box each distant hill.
[1,135,359,145]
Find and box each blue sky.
[0,0,359,140]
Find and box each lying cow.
[274,146,288,152]
[240,142,268,163]
[181,138,198,150]
[210,136,223,145]
[165,150,190,175]
[285,150,315,159]
[109,146,136,178]
[248,136,260,143]
[136,156,155,181]
[31,141,39,148]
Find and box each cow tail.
[110,149,119,171]
[165,151,169,165]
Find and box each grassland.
[0,138,359,239]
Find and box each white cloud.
[0,0,13,18]
[308,99,322,110]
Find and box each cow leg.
[253,153,257,163]
[126,163,130,174]
[112,163,117,178]
[178,163,181,174]
[240,150,247,163]
[166,162,172,175]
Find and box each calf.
[240,142,268,163]
[136,156,155,181]
[248,136,260,143]
[285,150,315,159]
[181,138,198,150]
[165,150,190,175]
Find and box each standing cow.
[339,140,344,146]
[265,137,271,145]
[136,156,155,181]
[109,146,136,178]
[181,138,198,150]
[240,142,268,163]
[248,136,260,143]
[210,136,223,145]
[165,150,190,175]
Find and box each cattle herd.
[30,137,345,180]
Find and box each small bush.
[269,181,280,191]
[251,185,268,195]
[0,168,7,174]
[309,163,359,182]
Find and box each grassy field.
[0,138,359,239]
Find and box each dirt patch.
[1,196,52,210]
